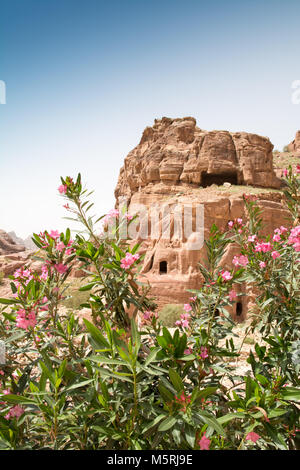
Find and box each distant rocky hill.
[0,230,25,255]
[8,232,36,251]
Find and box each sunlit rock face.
[114,117,286,321]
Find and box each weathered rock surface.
[288,130,300,155]
[115,117,288,321]
[0,230,25,255]
[115,117,281,201]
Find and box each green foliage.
[0,172,299,450]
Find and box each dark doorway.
[236,302,243,317]
[201,172,238,187]
[159,261,168,274]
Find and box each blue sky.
[1,0,300,238]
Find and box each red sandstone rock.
[0,230,25,255]
[288,130,300,153]
[114,117,288,321]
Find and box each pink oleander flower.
[5,405,24,420]
[259,261,266,269]
[120,252,140,269]
[40,264,49,280]
[228,221,234,228]
[229,289,237,301]
[49,230,60,240]
[0,370,4,376]
[58,184,67,194]
[282,169,288,177]
[239,255,249,266]
[54,263,68,274]
[189,296,197,302]
[103,209,120,225]
[199,432,210,450]
[296,164,300,174]
[200,346,209,359]
[183,303,192,312]
[273,234,281,242]
[184,347,193,355]
[245,431,260,443]
[248,234,257,242]
[56,241,66,252]
[63,203,70,210]
[236,218,243,225]
[124,212,133,221]
[16,310,36,330]
[271,250,280,259]
[221,270,232,281]
[254,242,272,253]
[232,256,239,267]
[181,313,191,321]
[175,391,191,411]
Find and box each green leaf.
[83,319,110,349]
[158,416,177,432]
[0,298,16,305]
[169,369,184,392]
[281,387,300,401]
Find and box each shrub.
[0,171,299,450]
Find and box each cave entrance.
[236,302,243,317]
[159,261,168,274]
[201,172,238,187]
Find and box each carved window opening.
[159,260,168,274]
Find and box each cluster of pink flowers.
[199,346,209,360]
[232,254,249,267]
[120,252,140,269]
[228,218,244,234]
[54,263,68,274]
[245,431,260,443]
[13,267,35,288]
[287,225,300,252]
[58,184,67,194]
[16,309,37,330]
[140,310,158,326]
[198,432,210,450]
[174,391,191,412]
[220,270,232,281]
[229,289,237,301]
[4,405,24,420]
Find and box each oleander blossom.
[198,432,211,450]
[229,289,237,301]
[54,263,68,274]
[232,255,249,267]
[174,392,191,412]
[220,270,232,281]
[58,184,67,194]
[120,252,140,269]
[200,346,209,359]
[183,303,192,312]
[16,309,36,330]
[245,431,260,443]
[5,405,24,420]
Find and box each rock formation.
[0,230,25,255]
[288,130,300,155]
[115,117,288,321]
[115,117,281,200]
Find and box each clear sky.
[1,0,300,238]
